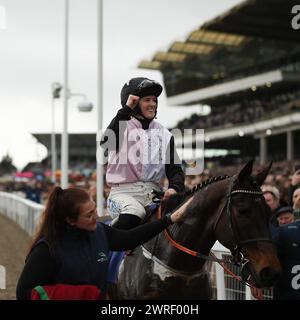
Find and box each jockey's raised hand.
[126,94,140,109]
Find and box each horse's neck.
[150,179,230,271]
[177,179,229,239]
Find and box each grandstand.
[138,0,300,167]
[31,1,300,171]
[32,133,96,173]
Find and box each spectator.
[262,185,281,222]
[262,185,281,212]
[262,185,280,208]
[251,207,300,300]
[288,168,300,206]
[270,218,300,300]
[24,180,42,204]
[293,187,300,220]
[275,206,295,227]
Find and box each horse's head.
[214,160,281,288]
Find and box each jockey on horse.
[100,77,185,230]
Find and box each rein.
[157,205,223,262]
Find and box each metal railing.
[0,191,44,236]
[209,242,273,300]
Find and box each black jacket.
[272,220,300,300]
[16,216,172,300]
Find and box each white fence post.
[214,251,226,300]
[245,285,253,300]
[0,265,5,290]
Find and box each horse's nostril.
[260,267,280,284]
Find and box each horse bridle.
[221,177,272,265]
[157,176,272,267]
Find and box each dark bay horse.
[109,161,281,299]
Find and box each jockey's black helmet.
[120,77,163,108]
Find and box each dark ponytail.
[28,187,91,255]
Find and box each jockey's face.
[139,95,157,119]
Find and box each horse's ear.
[254,162,272,186]
[237,160,254,183]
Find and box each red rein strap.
[210,252,247,285]
[157,205,199,257]
[157,206,250,286]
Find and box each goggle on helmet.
[121,77,163,108]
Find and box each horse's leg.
[138,272,212,300]
[116,247,157,299]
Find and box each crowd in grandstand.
[176,90,300,131]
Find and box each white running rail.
[0,191,44,236]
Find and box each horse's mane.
[185,174,231,197]
[162,174,231,215]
